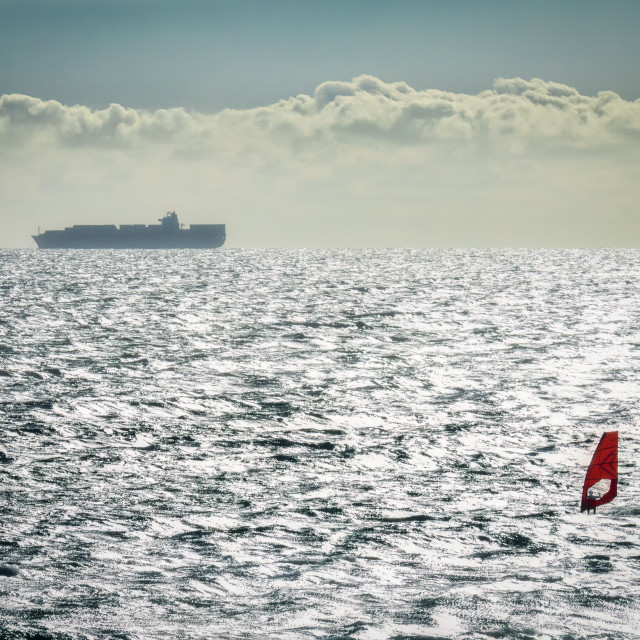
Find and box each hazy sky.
[1,0,639,248]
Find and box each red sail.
[580,431,618,512]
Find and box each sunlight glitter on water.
[1,248,640,639]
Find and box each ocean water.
[1,248,639,640]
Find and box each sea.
[1,248,639,640]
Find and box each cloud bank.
[1,76,639,247]
[2,75,639,152]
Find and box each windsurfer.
[580,431,618,514]
[586,489,596,514]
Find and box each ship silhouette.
[33,211,225,249]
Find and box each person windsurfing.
[586,489,597,514]
[580,431,618,514]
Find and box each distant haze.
[1,76,639,248]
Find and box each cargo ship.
[32,211,225,249]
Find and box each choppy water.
[1,249,640,640]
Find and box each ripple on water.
[1,249,640,639]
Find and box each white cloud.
[1,76,639,248]
[3,75,639,152]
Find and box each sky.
[1,0,639,248]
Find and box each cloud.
[2,76,639,156]
[1,76,640,248]
[0,93,196,147]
